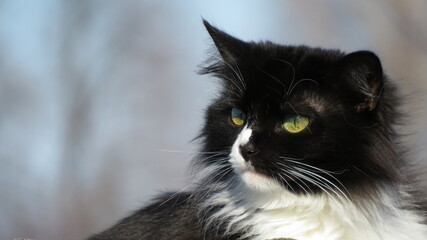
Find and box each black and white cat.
[88,20,427,240]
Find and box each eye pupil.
[231,108,246,126]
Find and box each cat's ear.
[203,19,247,63]
[339,51,383,112]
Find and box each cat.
[87,20,427,240]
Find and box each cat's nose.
[239,143,259,161]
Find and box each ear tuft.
[339,51,383,112]
[202,19,247,63]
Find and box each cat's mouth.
[229,158,255,173]
[229,155,285,192]
[234,164,284,192]
[241,168,268,179]
[229,154,269,177]
[234,162,264,177]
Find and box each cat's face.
[199,21,398,196]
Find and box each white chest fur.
[202,184,427,240]
[249,197,367,240]
[251,199,427,240]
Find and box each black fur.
[87,20,426,240]
[89,192,202,240]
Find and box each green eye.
[231,108,246,126]
[283,115,310,133]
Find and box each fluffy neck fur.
[195,171,426,240]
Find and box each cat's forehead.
[237,51,336,114]
[241,46,338,91]
[240,86,328,117]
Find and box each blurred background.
[1,1,426,239]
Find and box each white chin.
[238,170,284,192]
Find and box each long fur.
[87,20,427,240]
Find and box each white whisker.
[228,54,246,91]
[208,54,246,94]
[278,159,350,196]
[288,168,340,204]
[281,170,311,195]
[254,64,287,97]
[273,58,296,98]
[288,78,319,96]
[294,166,350,203]
[276,172,295,192]
[157,149,228,155]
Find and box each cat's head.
[198,20,400,197]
